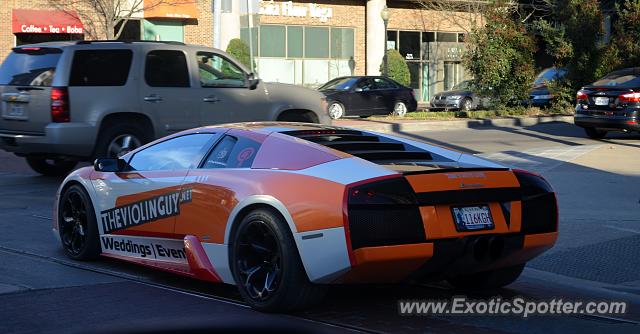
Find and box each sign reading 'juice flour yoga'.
[259,1,333,23]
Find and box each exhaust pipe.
[488,235,505,260]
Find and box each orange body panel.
[339,243,434,283]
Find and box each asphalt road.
[0,121,639,333]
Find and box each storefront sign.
[145,0,199,19]
[259,1,333,23]
[12,9,84,34]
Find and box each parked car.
[429,80,487,111]
[318,76,417,119]
[574,67,640,138]
[0,40,330,176]
[527,67,567,108]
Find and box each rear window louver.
[282,130,432,163]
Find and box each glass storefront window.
[240,27,258,57]
[399,31,420,61]
[387,30,398,50]
[287,26,303,58]
[260,25,285,57]
[330,28,354,59]
[422,32,435,60]
[437,32,457,42]
[305,27,329,58]
[143,20,184,42]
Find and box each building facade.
[242,0,477,101]
[0,0,478,101]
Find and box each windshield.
[534,68,566,86]
[591,68,640,88]
[0,49,62,86]
[452,80,471,91]
[319,77,358,91]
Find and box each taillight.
[618,92,640,103]
[344,176,425,254]
[410,90,416,98]
[513,169,558,234]
[51,87,69,122]
[576,90,588,102]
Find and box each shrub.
[226,38,251,69]
[380,49,410,86]
[463,3,536,106]
[596,0,640,77]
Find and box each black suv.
[574,67,640,139]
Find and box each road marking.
[604,225,640,235]
[479,145,601,173]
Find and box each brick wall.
[184,0,213,47]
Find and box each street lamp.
[381,5,390,77]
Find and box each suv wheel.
[26,157,77,176]
[95,123,151,159]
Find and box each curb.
[332,115,574,133]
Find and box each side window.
[69,49,133,86]
[196,52,246,88]
[202,135,260,169]
[128,133,216,171]
[356,78,373,91]
[145,50,190,87]
[373,78,396,90]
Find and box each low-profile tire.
[393,101,408,117]
[460,98,473,112]
[584,127,607,139]
[58,184,101,261]
[230,208,327,312]
[26,157,77,176]
[94,122,151,159]
[447,264,525,290]
[328,102,345,120]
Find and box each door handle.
[203,96,221,103]
[143,94,163,102]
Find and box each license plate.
[452,205,494,231]
[594,97,609,106]
[3,103,26,119]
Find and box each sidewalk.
[332,115,574,133]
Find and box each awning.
[12,9,84,34]
[144,0,199,19]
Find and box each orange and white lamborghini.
[53,122,558,312]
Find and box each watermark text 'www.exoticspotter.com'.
[399,297,627,318]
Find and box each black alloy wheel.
[235,219,283,302]
[59,185,100,260]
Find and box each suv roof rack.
[75,40,186,46]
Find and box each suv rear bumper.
[0,122,96,159]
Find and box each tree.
[48,0,180,40]
[381,49,411,87]
[226,38,252,69]
[596,0,640,77]
[464,1,536,106]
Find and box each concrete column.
[220,1,241,51]
[366,0,386,75]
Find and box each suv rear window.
[69,49,133,86]
[0,48,62,86]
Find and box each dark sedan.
[318,76,417,119]
[528,68,568,108]
[574,67,640,138]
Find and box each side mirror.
[94,158,126,172]
[246,72,260,90]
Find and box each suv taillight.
[51,87,69,122]
[618,92,640,103]
[576,90,588,103]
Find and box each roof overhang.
[12,9,84,34]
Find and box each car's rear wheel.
[25,157,77,176]
[393,101,408,117]
[58,184,101,261]
[460,98,473,112]
[447,264,525,290]
[230,208,326,312]
[584,127,607,139]
[328,102,345,120]
[95,123,151,159]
